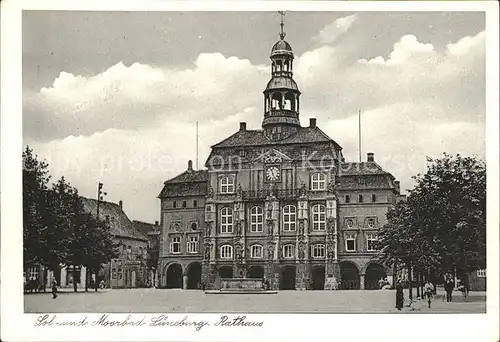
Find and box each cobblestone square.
[24,288,486,314]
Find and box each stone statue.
[327,181,335,193]
[204,244,211,260]
[267,244,274,259]
[205,223,212,236]
[236,184,243,197]
[299,221,304,235]
[299,181,307,196]
[235,221,242,236]
[207,185,214,198]
[298,243,305,260]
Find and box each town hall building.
[158,19,401,290]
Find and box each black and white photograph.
[1,1,499,341]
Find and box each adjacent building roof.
[158,166,209,199]
[337,162,391,176]
[133,220,160,237]
[211,126,342,149]
[81,197,147,241]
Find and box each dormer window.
[219,175,235,194]
[311,173,326,191]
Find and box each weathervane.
[278,11,286,40]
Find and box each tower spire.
[278,11,286,40]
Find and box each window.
[137,247,142,260]
[345,195,350,204]
[367,218,376,228]
[182,201,187,208]
[345,233,356,252]
[190,222,198,231]
[173,201,177,208]
[240,150,246,157]
[220,245,233,259]
[366,233,377,251]
[311,173,327,190]
[250,206,264,232]
[28,267,39,280]
[312,204,326,231]
[193,200,198,208]
[371,194,376,203]
[170,237,181,254]
[282,205,297,231]
[187,236,199,253]
[251,245,263,258]
[283,244,295,258]
[477,269,486,277]
[220,176,235,194]
[359,194,364,203]
[220,207,233,233]
[312,244,325,258]
[346,218,355,229]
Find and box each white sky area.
[22,11,486,222]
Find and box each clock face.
[266,166,280,181]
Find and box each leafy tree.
[377,153,486,287]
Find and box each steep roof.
[81,197,147,241]
[211,126,342,149]
[335,162,397,191]
[337,162,390,176]
[159,169,209,198]
[164,170,208,184]
[133,220,160,237]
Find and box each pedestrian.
[395,280,404,311]
[51,279,58,299]
[423,280,434,308]
[444,274,455,302]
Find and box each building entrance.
[311,266,325,290]
[187,262,202,289]
[166,263,183,288]
[280,266,296,290]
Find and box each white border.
[1,1,499,342]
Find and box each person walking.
[395,280,404,311]
[423,280,434,308]
[51,279,58,299]
[444,274,455,302]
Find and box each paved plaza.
[24,288,486,314]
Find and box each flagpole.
[358,110,361,163]
[196,121,199,170]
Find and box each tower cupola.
[262,11,301,141]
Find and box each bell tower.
[262,11,301,141]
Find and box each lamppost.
[96,182,108,288]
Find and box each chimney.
[239,122,247,131]
[119,200,123,209]
[309,118,317,128]
[155,221,159,226]
[188,160,193,171]
[340,157,345,162]
[367,153,374,162]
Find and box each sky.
[22,11,486,223]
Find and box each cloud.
[24,28,486,221]
[24,55,268,141]
[313,14,358,45]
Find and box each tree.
[377,153,486,287]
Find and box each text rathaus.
[158,20,402,291]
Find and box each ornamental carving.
[267,243,275,259]
[299,220,305,235]
[327,181,336,193]
[299,182,307,197]
[235,221,242,236]
[205,222,212,236]
[207,186,214,198]
[204,244,211,261]
[298,242,305,260]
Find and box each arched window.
[312,244,325,258]
[282,205,296,231]
[311,173,326,190]
[312,204,326,231]
[250,206,264,232]
[284,92,295,111]
[251,244,263,258]
[220,207,233,233]
[220,245,233,259]
[220,176,235,194]
[283,244,295,258]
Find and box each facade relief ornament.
[267,243,275,259]
[207,185,214,199]
[205,222,212,237]
[327,181,336,194]
[298,242,305,260]
[298,220,305,235]
[235,221,242,236]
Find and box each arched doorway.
[166,264,183,288]
[280,266,296,290]
[186,262,202,289]
[131,271,137,288]
[218,266,233,279]
[365,263,387,290]
[248,266,265,279]
[311,266,325,290]
[340,261,360,290]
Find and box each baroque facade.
[159,23,401,290]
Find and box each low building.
[133,220,161,286]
